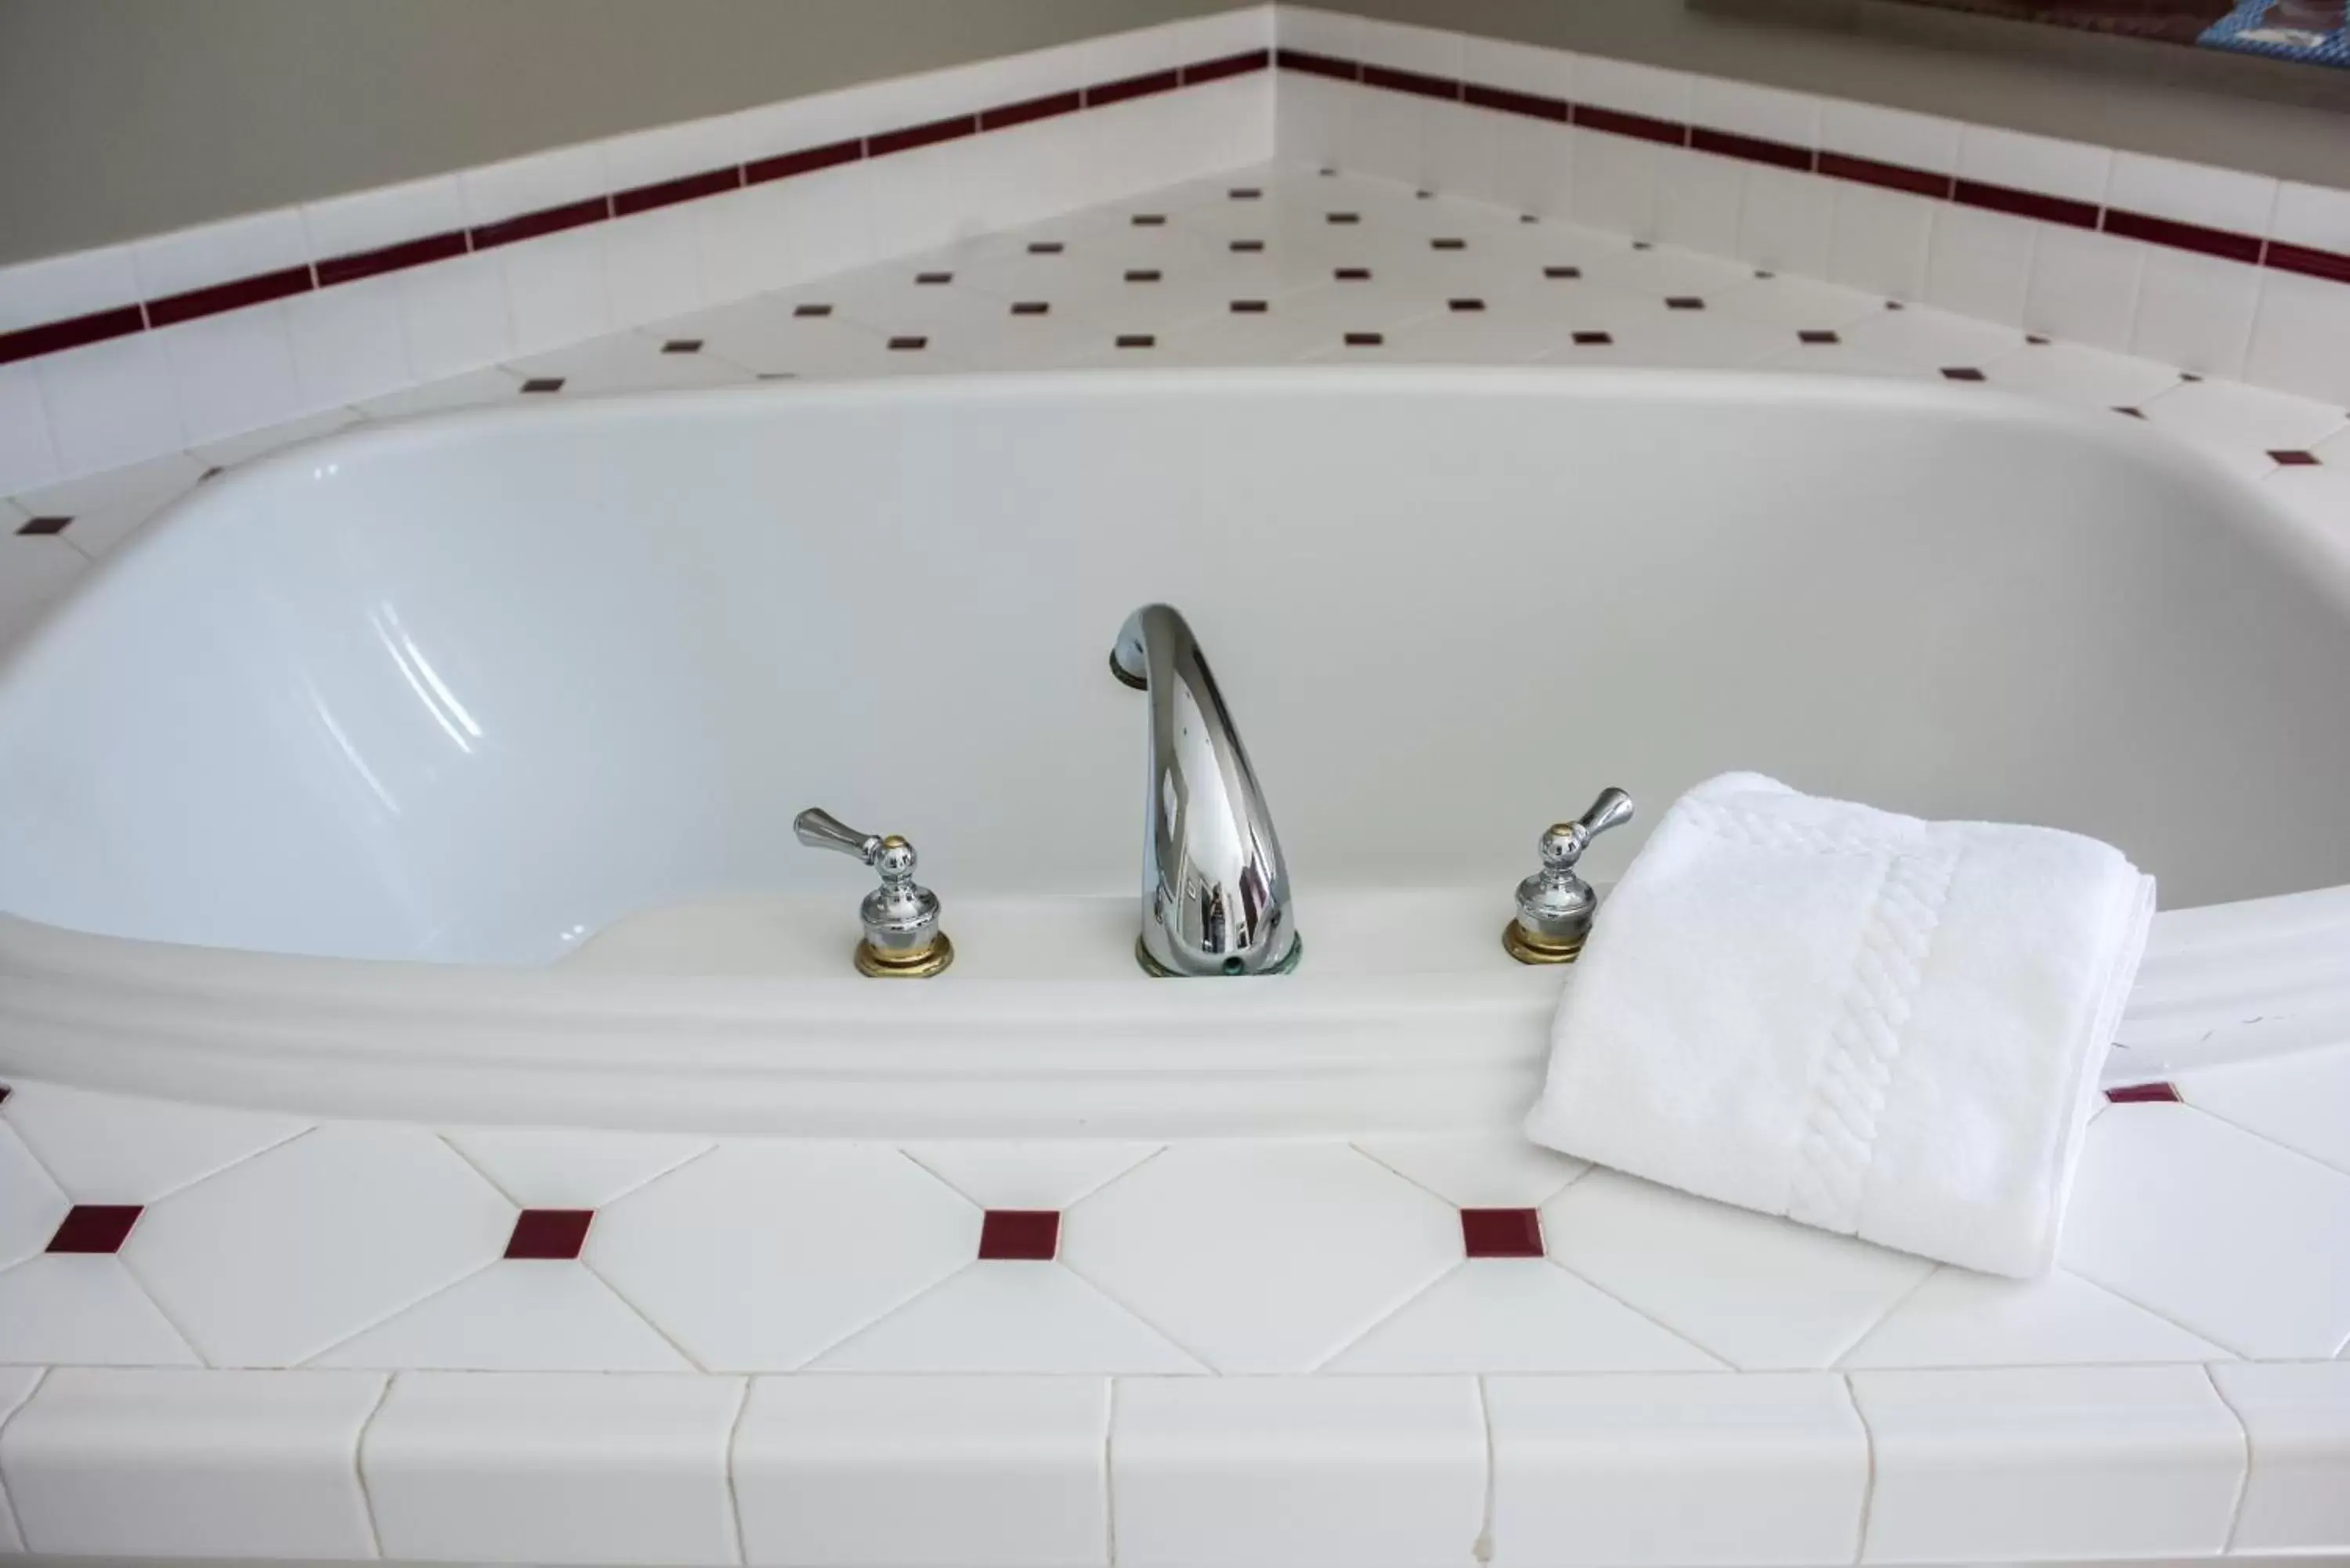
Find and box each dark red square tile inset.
[793,302,834,317]
[2116,406,2146,418]
[1343,331,1384,346]
[1010,302,1050,316]
[660,338,704,354]
[1125,269,1162,283]
[888,336,927,351]
[2106,1081,2182,1104]
[915,271,953,285]
[519,377,565,393]
[1431,237,1466,251]
[506,1209,594,1259]
[1231,299,1269,313]
[1448,298,1486,312]
[2026,334,2052,345]
[1028,241,1065,255]
[1665,296,1705,310]
[1115,334,1156,349]
[1231,239,1265,253]
[1230,186,1262,200]
[1941,367,1987,381]
[1462,1208,1545,1259]
[1799,330,1840,345]
[978,1209,1061,1260]
[1130,213,1166,226]
[1333,267,1372,281]
[1572,331,1614,345]
[2272,450,2322,466]
[1543,266,1581,280]
[17,515,71,536]
[49,1205,142,1254]
[1326,211,1361,225]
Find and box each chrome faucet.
[1109,604,1300,977]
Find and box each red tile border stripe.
[2102,208,2265,265]
[2,44,2335,373]
[1817,151,1953,200]
[315,229,469,287]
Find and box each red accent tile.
[1115,333,1155,348]
[1125,268,1162,283]
[1953,179,2099,230]
[2026,334,2052,345]
[1817,151,1952,199]
[2265,240,2350,285]
[660,338,704,353]
[1362,64,1462,102]
[2106,1081,2182,1104]
[1941,366,1987,381]
[197,465,222,482]
[1665,296,1705,309]
[1462,1208,1545,1259]
[1182,49,1271,85]
[146,264,314,328]
[1231,239,1265,252]
[1543,265,1582,279]
[1572,331,1613,345]
[887,335,927,350]
[468,195,611,251]
[16,515,71,536]
[1573,103,1688,146]
[1690,126,1813,172]
[506,1209,594,1259]
[49,1205,142,1255]
[1326,211,1361,224]
[613,165,742,217]
[1799,330,1840,344]
[916,270,953,284]
[2272,449,2322,465]
[2102,208,2263,265]
[1275,48,1361,81]
[2116,406,2146,417]
[1086,68,1181,108]
[981,89,1082,132]
[867,114,978,158]
[744,139,863,185]
[1229,186,1263,200]
[519,377,565,393]
[1231,299,1269,313]
[1449,298,1486,311]
[1344,331,1383,345]
[1431,237,1467,251]
[1334,267,1372,280]
[0,304,148,367]
[314,229,468,287]
[1130,213,1167,226]
[1028,241,1065,254]
[793,303,833,317]
[1464,83,1570,121]
[978,1209,1061,1260]
[1010,301,1050,316]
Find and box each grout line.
[293,1256,504,1369]
[351,1369,397,1560]
[1536,1252,1732,1371]
[1838,1371,1878,1565]
[1307,1259,1461,1372]
[2200,1360,2258,1554]
[1104,1376,1122,1567]
[1472,1372,1498,1566]
[719,1373,754,1566]
[577,1248,714,1372]
[1828,1264,1945,1371]
[0,1363,53,1544]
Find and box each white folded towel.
[1524,772,2155,1278]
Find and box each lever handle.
[794,807,883,865]
[1541,786,1635,869]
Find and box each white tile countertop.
[1,167,2348,1564]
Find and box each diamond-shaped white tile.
[1709,273,1882,332]
[1584,243,1755,301]
[2062,1104,2350,1359]
[8,453,208,560]
[1835,302,2029,370]
[190,406,362,470]
[2,1082,306,1203]
[1328,1259,1723,1373]
[587,1142,978,1370]
[1061,1143,1458,1373]
[1542,1171,1933,1370]
[813,1260,1206,1373]
[356,367,524,421]
[505,333,750,394]
[1839,1266,2229,1369]
[122,1125,515,1367]
[310,1260,689,1370]
[2178,1042,2350,1176]
[902,1143,1160,1209]
[1353,1134,1589,1207]
[439,1127,711,1208]
[1980,339,2184,411]
[0,1124,67,1270]
[2140,378,2350,465]
[2264,466,2350,535]
[0,1256,200,1366]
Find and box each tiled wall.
[3,1,2348,505]
[0,9,1276,498]
[1270,7,2350,409]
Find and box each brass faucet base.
[1502,920,1585,965]
[855,933,955,978]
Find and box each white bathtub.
[3,370,2348,1133]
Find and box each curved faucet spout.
[1110,604,1300,977]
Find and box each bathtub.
[3,370,2348,1134]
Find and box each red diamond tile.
[1462,1207,1545,1258]
[1543,266,1581,279]
[49,1204,143,1254]
[16,515,70,536]
[506,1209,595,1259]
[978,1209,1060,1260]
[793,303,833,317]
[1665,296,1705,310]
[1799,330,1840,345]
[519,377,565,393]
[1572,331,1613,345]
[660,338,704,353]
[1941,366,1987,381]
[2106,1081,2182,1104]
[2271,450,2321,466]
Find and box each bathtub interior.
[1,370,2347,966]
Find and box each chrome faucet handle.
[1504,787,1635,966]
[794,807,954,978]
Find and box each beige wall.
[0,0,1242,266]
[1332,0,2350,188]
